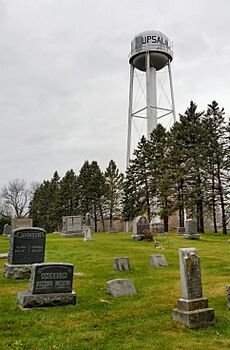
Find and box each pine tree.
[204,101,229,234]
[58,169,79,218]
[173,101,207,232]
[78,161,106,232]
[104,160,124,230]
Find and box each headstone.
[107,278,136,297]
[17,263,76,308]
[114,257,130,271]
[83,212,93,241]
[131,216,149,240]
[61,216,83,237]
[3,224,11,236]
[226,286,230,309]
[4,227,46,279]
[83,226,93,241]
[150,254,168,268]
[85,212,91,227]
[11,218,33,230]
[184,219,200,240]
[172,248,215,328]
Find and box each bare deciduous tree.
[1,179,31,217]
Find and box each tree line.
[123,100,230,234]
[0,101,229,234]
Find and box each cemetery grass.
[1,232,230,350]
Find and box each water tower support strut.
[126,65,134,169]
[168,62,176,123]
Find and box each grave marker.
[17,263,76,308]
[4,227,46,279]
[3,223,11,236]
[61,216,83,237]
[150,254,168,268]
[184,219,200,240]
[114,257,130,271]
[107,278,136,297]
[172,248,215,328]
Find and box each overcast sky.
[0,0,229,188]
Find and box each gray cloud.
[0,0,229,187]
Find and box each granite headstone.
[4,227,46,279]
[17,263,76,308]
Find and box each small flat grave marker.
[107,278,136,297]
[114,257,130,271]
[150,254,168,268]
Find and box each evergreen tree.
[78,161,106,231]
[173,101,207,232]
[204,101,229,234]
[29,171,60,232]
[104,159,124,230]
[58,169,79,218]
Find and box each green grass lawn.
[1,232,230,350]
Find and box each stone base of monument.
[17,291,77,308]
[131,234,144,241]
[59,232,83,237]
[184,234,200,240]
[4,263,32,279]
[173,297,215,328]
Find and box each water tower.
[126,30,176,168]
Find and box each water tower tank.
[129,30,173,71]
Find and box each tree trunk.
[109,203,113,230]
[217,162,227,234]
[211,172,218,233]
[99,202,105,232]
[144,176,151,222]
[178,181,185,227]
[196,175,204,233]
[94,202,97,232]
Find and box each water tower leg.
[126,65,134,169]
[168,62,176,123]
[146,52,157,139]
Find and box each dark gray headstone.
[8,227,46,265]
[16,262,77,308]
[29,263,73,294]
